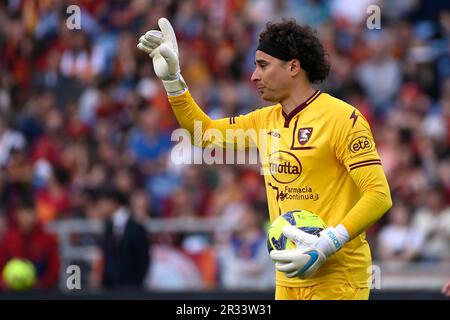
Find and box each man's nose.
[251,68,260,82]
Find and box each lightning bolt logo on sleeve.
[350,109,359,128]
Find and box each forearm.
[341,166,393,239]
[168,90,213,136]
[168,90,257,149]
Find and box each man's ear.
[289,59,301,76]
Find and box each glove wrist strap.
[163,74,188,96]
[335,224,350,244]
[317,225,350,257]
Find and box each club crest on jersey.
[298,127,313,145]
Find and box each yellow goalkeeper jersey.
[168,90,392,288]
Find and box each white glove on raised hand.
[270,224,350,279]
[137,17,187,96]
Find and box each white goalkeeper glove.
[270,224,350,279]
[137,17,187,96]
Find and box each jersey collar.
[281,90,321,128]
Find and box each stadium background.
[0,0,449,299]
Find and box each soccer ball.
[267,210,327,253]
[2,258,37,291]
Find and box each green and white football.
[267,210,327,253]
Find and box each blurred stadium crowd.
[0,0,449,292]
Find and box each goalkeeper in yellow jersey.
[137,18,392,300]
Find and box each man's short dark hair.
[259,19,330,83]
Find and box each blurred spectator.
[31,107,65,168]
[180,165,212,217]
[442,279,450,297]
[331,0,378,25]
[145,157,182,216]
[113,167,137,196]
[0,213,6,244]
[411,186,450,262]
[4,148,33,187]
[206,166,244,218]
[126,106,171,166]
[218,203,274,290]
[0,196,59,290]
[356,32,402,115]
[0,116,26,167]
[59,31,106,83]
[377,202,425,262]
[144,244,203,291]
[440,156,450,202]
[97,188,149,289]
[181,233,218,290]
[1,148,33,221]
[129,188,153,223]
[35,167,72,223]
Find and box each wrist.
[335,224,350,244]
[162,73,188,96]
[316,225,349,257]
